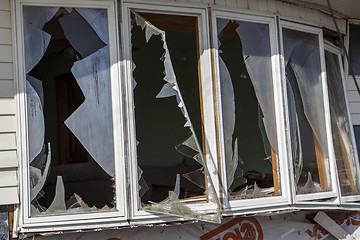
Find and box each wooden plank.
[226,0,237,8]
[0,151,18,168]
[266,0,276,13]
[214,0,225,6]
[0,116,16,133]
[0,169,17,187]
[0,187,19,204]
[0,28,11,44]
[0,0,10,11]
[248,0,258,11]
[283,2,293,18]
[290,3,301,19]
[271,147,279,195]
[237,0,247,9]
[0,98,15,114]
[257,0,268,12]
[0,63,13,79]
[0,45,12,62]
[275,1,286,15]
[0,80,14,97]
[0,133,16,151]
[313,132,329,191]
[0,11,10,28]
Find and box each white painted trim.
[210,9,291,212]
[279,20,339,202]
[121,1,221,222]
[15,0,128,233]
[325,41,360,203]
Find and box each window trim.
[324,41,360,204]
[121,1,221,222]
[279,20,339,202]
[15,0,129,232]
[211,9,292,213]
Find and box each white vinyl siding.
[0,0,19,204]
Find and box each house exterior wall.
[0,0,359,239]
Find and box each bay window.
[14,0,360,234]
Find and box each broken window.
[129,10,220,223]
[282,27,333,195]
[325,48,360,196]
[216,18,281,199]
[23,6,116,216]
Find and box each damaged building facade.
[1,0,360,239]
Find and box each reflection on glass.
[217,18,280,199]
[283,28,331,194]
[24,6,115,216]
[326,50,360,196]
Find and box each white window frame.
[14,0,129,233]
[210,9,291,214]
[324,41,360,204]
[279,20,339,203]
[121,1,221,224]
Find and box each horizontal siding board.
[0,169,17,187]
[0,0,10,11]
[347,78,360,91]
[0,80,14,97]
[0,98,15,114]
[351,114,360,125]
[0,28,11,44]
[0,187,18,204]
[0,63,13,79]
[0,45,12,62]
[347,90,360,102]
[0,151,18,168]
[0,133,16,150]
[350,102,360,114]
[0,115,16,132]
[0,11,10,28]
[248,0,258,11]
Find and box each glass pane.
[24,6,115,216]
[216,18,281,199]
[326,50,360,196]
[349,24,360,76]
[282,28,332,194]
[130,11,219,223]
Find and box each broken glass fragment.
[65,46,115,177]
[23,6,59,29]
[45,176,66,214]
[58,10,106,58]
[24,21,51,73]
[132,11,220,223]
[75,8,109,44]
[217,18,279,198]
[30,143,51,201]
[26,80,45,162]
[326,50,360,196]
[26,75,44,107]
[283,28,331,193]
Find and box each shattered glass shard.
[46,176,66,213]
[65,46,115,177]
[26,80,45,162]
[58,10,106,58]
[24,21,51,73]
